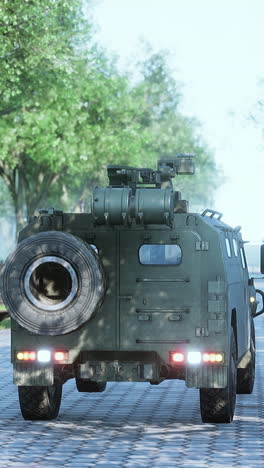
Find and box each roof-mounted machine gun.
[91,154,195,226]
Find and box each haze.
[92,0,264,241]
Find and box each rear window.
[139,244,182,265]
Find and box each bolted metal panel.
[208,300,226,313]
[208,279,226,295]
[208,319,225,334]
[78,361,160,382]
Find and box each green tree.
[131,49,221,207]
[0,1,144,229]
[0,2,221,237]
[0,0,90,229]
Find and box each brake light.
[170,350,224,365]
[54,351,68,362]
[170,352,185,363]
[16,349,68,363]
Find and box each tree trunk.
[1,167,27,238]
[14,202,25,235]
[13,167,26,236]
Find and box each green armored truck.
[1,155,263,423]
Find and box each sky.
[91,0,264,241]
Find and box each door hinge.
[195,241,209,251]
[195,327,209,337]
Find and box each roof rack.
[201,209,223,220]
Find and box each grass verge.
[0,318,10,330]
[0,304,10,329]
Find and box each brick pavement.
[0,293,264,467]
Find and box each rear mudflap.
[14,363,54,386]
[186,365,228,388]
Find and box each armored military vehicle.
[1,155,263,423]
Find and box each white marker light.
[187,351,202,364]
[37,350,51,363]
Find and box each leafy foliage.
[131,50,220,206]
[0,0,222,238]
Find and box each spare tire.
[0,231,106,335]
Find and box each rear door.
[119,229,202,350]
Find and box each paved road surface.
[0,280,264,467]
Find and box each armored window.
[139,244,182,265]
[232,238,238,256]
[225,238,232,257]
[240,247,247,269]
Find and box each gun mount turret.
[106,153,195,190]
[92,154,194,226]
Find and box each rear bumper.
[13,357,228,389]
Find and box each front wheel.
[200,331,237,423]
[18,380,62,420]
[75,378,107,393]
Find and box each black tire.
[1,231,106,335]
[75,378,107,393]
[200,330,237,423]
[237,320,255,394]
[18,381,62,420]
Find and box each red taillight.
[16,351,36,361]
[170,352,185,364]
[16,350,68,362]
[54,351,68,362]
[170,350,224,366]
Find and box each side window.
[232,238,238,256]
[139,244,182,265]
[225,238,232,257]
[240,247,247,269]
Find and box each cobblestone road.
[1,283,264,467]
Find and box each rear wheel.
[75,378,107,393]
[18,380,62,420]
[237,319,255,394]
[200,330,237,423]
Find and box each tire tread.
[18,383,62,420]
[75,379,107,393]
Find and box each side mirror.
[253,289,264,318]
[261,245,264,274]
